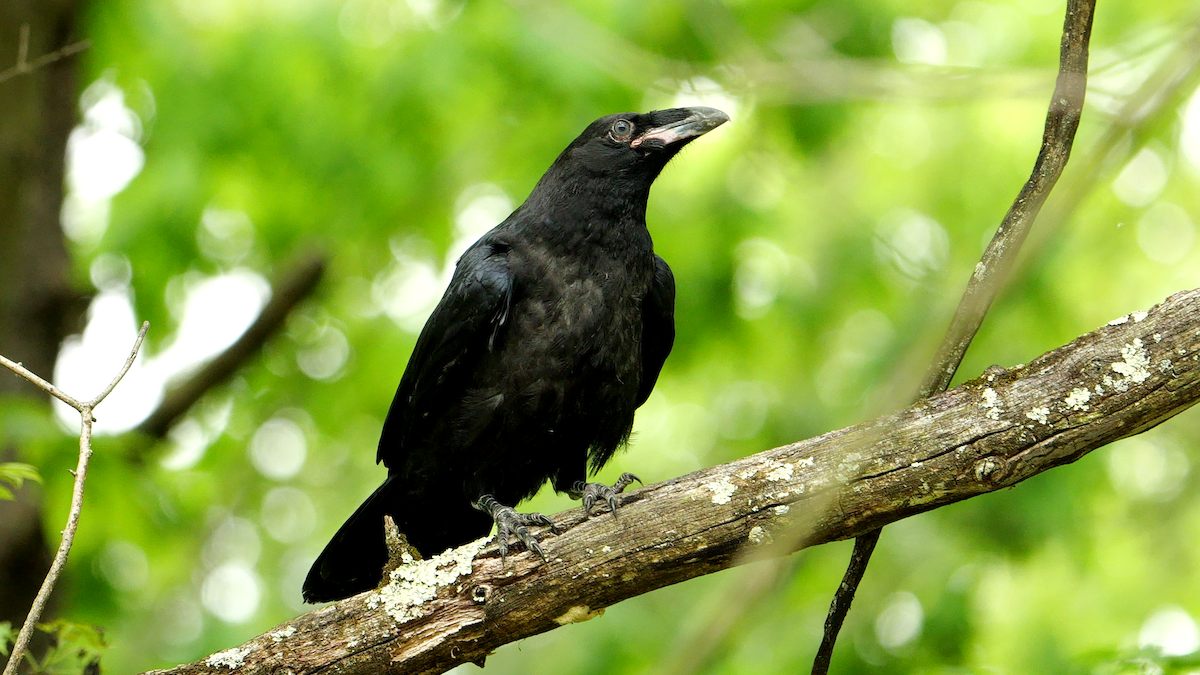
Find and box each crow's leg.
[472,495,553,562]
[570,472,642,516]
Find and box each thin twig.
[0,355,85,411]
[811,2,1095,672]
[16,25,28,70]
[89,322,151,408]
[916,0,1094,397]
[0,23,91,86]
[1,322,149,675]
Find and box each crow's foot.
[571,472,642,516]
[473,495,553,562]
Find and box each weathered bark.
[145,286,1200,675]
[0,0,85,648]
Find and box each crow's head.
[520,106,728,223]
[561,106,729,180]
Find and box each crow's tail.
[302,477,399,603]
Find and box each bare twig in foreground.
[0,322,149,675]
[144,287,1200,675]
[0,24,91,85]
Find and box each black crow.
[303,106,729,603]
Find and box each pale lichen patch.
[774,505,790,516]
[737,466,759,480]
[368,538,486,624]
[269,626,296,642]
[1154,333,1163,342]
[766,463,794,482]
[1065,388,1091,411]
[206,646,252,670]
[981,387,1002,420]
[797,457,815,468]
[703,476,738,505]
[1132,310,1148,322]
[1159,359,1173,372]
[1103,338,1152,393]
[1026,406,1050,424]
[554,605,605,625]
[748,525,773,545]
[1108,315,1129,326]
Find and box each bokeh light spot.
[1136,202,1195,265]
[1140,606,1200,656]
[875,591,924,651]
[250,416,308,480]
[201,564,261,624]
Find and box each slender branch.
[90,323,151,408]
[919,0,1094,397]
[0,24,91,85]
[808,2,1096,671]
[144,287,1200,675]
[1,322,149,675]
[0,354,85,411]
[137,253,326,439]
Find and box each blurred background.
[3,0,1200,672]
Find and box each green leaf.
[0,620,13,657]
[37,619,107,653]
[0,462,42,501]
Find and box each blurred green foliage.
[5,0,1200,673]
[0,463,41,501]
[1,620,106,675]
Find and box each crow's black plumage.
[302,106,728,603]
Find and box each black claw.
[576,473,644,518]
[473,494,552,562]
[614,472,642,491]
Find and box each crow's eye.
[610,119,634,141]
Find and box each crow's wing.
[376,241,513,467]
[636,254,675,407]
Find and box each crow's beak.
[632,106,730,149]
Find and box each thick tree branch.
[145,286,1200,675]
[136,253,326,439]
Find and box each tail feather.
[303,477,495,603]
[302,478,396,603]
